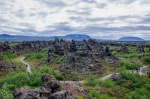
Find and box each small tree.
[0,83,14,99]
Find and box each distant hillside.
[0,34,13,38]
[0,34,91,42]
[65,34,90,40]
[119,36,144,41]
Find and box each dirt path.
[129,65,148,76]
[139,65,148,75]
[60,65,149,84]
[20,57,31,73]
[19,58,148,84]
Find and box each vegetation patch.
[84,76,99,86]
[142,56,150,64]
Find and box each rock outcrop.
[0,57,16,75]
[111,73,121,81]
[0,42,14,53]
[136,45,145,53]
[13,74,74,99]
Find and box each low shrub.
[89,90,101,99]
[84,76,98,86]
[126,88,150,99]
[39,65,53,74]
[54,70,64,80]
[25,53,45,60]
[99,79,116,88]
[1,52,17,61]
[142,56,150,64]
[0,83,14,99]
[122,61,140,70]
[0,72,30,90]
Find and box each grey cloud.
[107,0,136,4]
[13,10,25,18]
[69,17,84,21]
[67,10,91,15]
[96,3,107,8]
[85,15,140,22]
[0,18,8,23]
[0,0,150,40]
[39,0,67,8]
[81,0,97,3]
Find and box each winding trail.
[139,65,148,75]
[19,57,148,84]
[20,57,31,73]
[60,66,149,84]
[129,65,148,76]
[99,73,120,80]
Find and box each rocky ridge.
[13,73,90,99]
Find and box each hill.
[119,36,144,41]
[0,34,91,42]
[65,34,90,40]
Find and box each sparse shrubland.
[84,75,99,86]
[142,56,150,64]
[0,83,14,99]
[1,41,150,99]
[99,79,116,88]
[25,53,45,60]
[121,61,140,70]
[0,52,17,61]
[0,64,63,91]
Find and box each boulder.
[111,73,121,81]
[69,40,77,52]
[13,74,73,99]
[136,45,145,53]
[13,86,39,99]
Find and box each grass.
[0,52,17,61]
[99,79,116,88]
[25,53,45,60]
[121,61,141,70]
[84,75,99,86]
[9,42,18,47]
[142,56,150,64]
[0,62,64,91]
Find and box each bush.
[99,79,116,88]
[0,71,42,90]
[29,71,41,87]
[1,52,17,61]
[122,62,140,70]
[116,66,127,72]
[89,90,117,99]
[126,88,150,99]
[25,53,44,60]
[120,72,150,91]
[0,83,14,99]
[142,56,150,64]
[54,70,64,80]
[0,72,30,90]
[39,65,53,74]
[89,90,101,99]
[84,76,98,86]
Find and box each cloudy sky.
[0,0,150,40]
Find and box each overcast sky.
[0,0,150,40]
